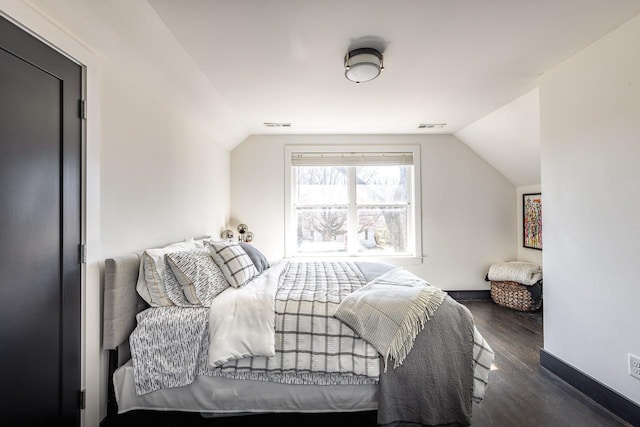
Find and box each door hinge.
[79,99,87,120]
[79,389,86,410]
[80,243,87,264]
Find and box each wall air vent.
[418,123,446,129]
[263,122,292,128]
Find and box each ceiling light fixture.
[344,47,384,84]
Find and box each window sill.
[286,254,424,265]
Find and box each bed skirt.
[114,360,378,414]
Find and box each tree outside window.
[293,165,411,255]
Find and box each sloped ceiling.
[24,0,640,184]
[456,88,540,187]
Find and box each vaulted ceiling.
[26,0,640,185]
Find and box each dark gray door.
[0,15,82,426]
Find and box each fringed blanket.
[378,296,476,427]
[335,268,487,426]
[334,267,447,370]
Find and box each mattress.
[114,360,378,414]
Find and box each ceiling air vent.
[418,123,446,129]
[263,122,292,128]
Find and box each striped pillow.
[208,241,258,288]
[165,248,229,306]
[136,240,197,307]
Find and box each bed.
[103,238,494,426]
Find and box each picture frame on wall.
[523,193,542,250]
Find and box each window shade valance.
[291,152,414,167]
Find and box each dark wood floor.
[462,300,629,427]
[104,300,630,427]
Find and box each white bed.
[114,360,378,414]
[103,240,494,425]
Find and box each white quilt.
[208,259,286,366]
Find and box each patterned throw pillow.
[208,241,258,288]
[164,248,229,306]
[163,258,192,306]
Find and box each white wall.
[0,2,232,425]
[517,184,543,266]
[98,61,230,423]
[99,61,230,256]
[231,134,516,290]
[97,63,230,423]
[540,14,640,404]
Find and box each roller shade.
[291,152,413,167]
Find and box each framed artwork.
[523,193,542,250]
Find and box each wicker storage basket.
[490,280,542,312]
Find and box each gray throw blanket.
[336,265,475,426]
[377,295,475,427]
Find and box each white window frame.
[284,144,422,264]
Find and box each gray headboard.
[102,254,148,351]
[100,249,394,353]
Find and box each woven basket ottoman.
[490,280,542,312]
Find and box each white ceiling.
[23,0,640,185]
[147,0,640,137]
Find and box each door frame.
[0,13,85,426]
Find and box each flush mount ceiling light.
[344,48,384,84]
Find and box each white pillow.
[135,239,197,307]
[208,241,258,288]
[193,236,212,248]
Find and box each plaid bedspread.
[130,260,493,398]
[130,260,379,394]
[213,260,381,383]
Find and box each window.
[285,146,421,260]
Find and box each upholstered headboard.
[101,249,395,353]
[102,254,148,351]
